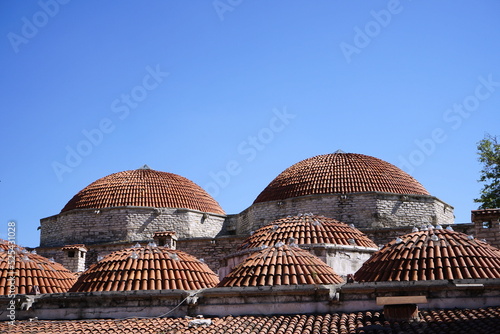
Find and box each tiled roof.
[0,240,76,295]
[3,307,500,333]
[254,153,429,203]
[237,214,378,251]
[61,244,88,251]
[70,245,219,292]
[354,228,500,282]
[61,167,225,215]
[218,244,344,287]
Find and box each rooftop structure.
[354,227,500,282]
[70,244,219,292]
[219,244,343,287]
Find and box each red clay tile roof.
[238,214,378,251]
[254,153,429,203]
[471,208,500,215]
[0,240,76,295]
[3,307,500,333]
[354,228,500,282]
[62,244,88,251]
[218,244,344,287]
[61,167,225,215]
[70,245,219,292]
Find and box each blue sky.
[1,1,499,247]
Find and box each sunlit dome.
[354,229,500,282]
[254,152,429,203]
[61,166,225,215]
[70,245,219,292]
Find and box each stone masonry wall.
[475,219,500,249]
[177,236,245,274]
[40,207,226,247]
[38,236,244,275]
[234,192,454,235]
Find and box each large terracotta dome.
[61,166,225,215]
[254,152,429,203]
[354,227,500,282]
[70,244,219,292]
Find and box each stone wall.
[232,192,454,235]
[177,236,245,274]
[472,210,500,248]
[37,236,245,275]
[219,245,378,280]
[39,206,226,247]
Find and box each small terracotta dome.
[70,245,219,292]
[254,152,429,203]
[218,244,344,287]
[238,214,378,251]
[0,240,76,295]
[61,166,225,215]
[354,228,500,282]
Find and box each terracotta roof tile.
[238,214,377,251]
[61,167,225,215]
[2,307,500,333]
[0,239,76,295]
[70,245,219,292]
[219,244,344,287]
[61,244,88,251]
[254,153,429,203]
[354,228,500,282]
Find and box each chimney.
[61,244,88,272]
[153,231,177,249]
[377,296,427,322]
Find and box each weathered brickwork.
[40,206,226,247]
[233,192,454,235]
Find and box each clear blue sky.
[1,1,499,247]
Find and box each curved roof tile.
[254,153,429,203]
[219,244,344,287]
[238,214,377,251]
[354,228,500,282]
[61,167,225,215]
[70,245,219,292]
[0,240,76,295]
